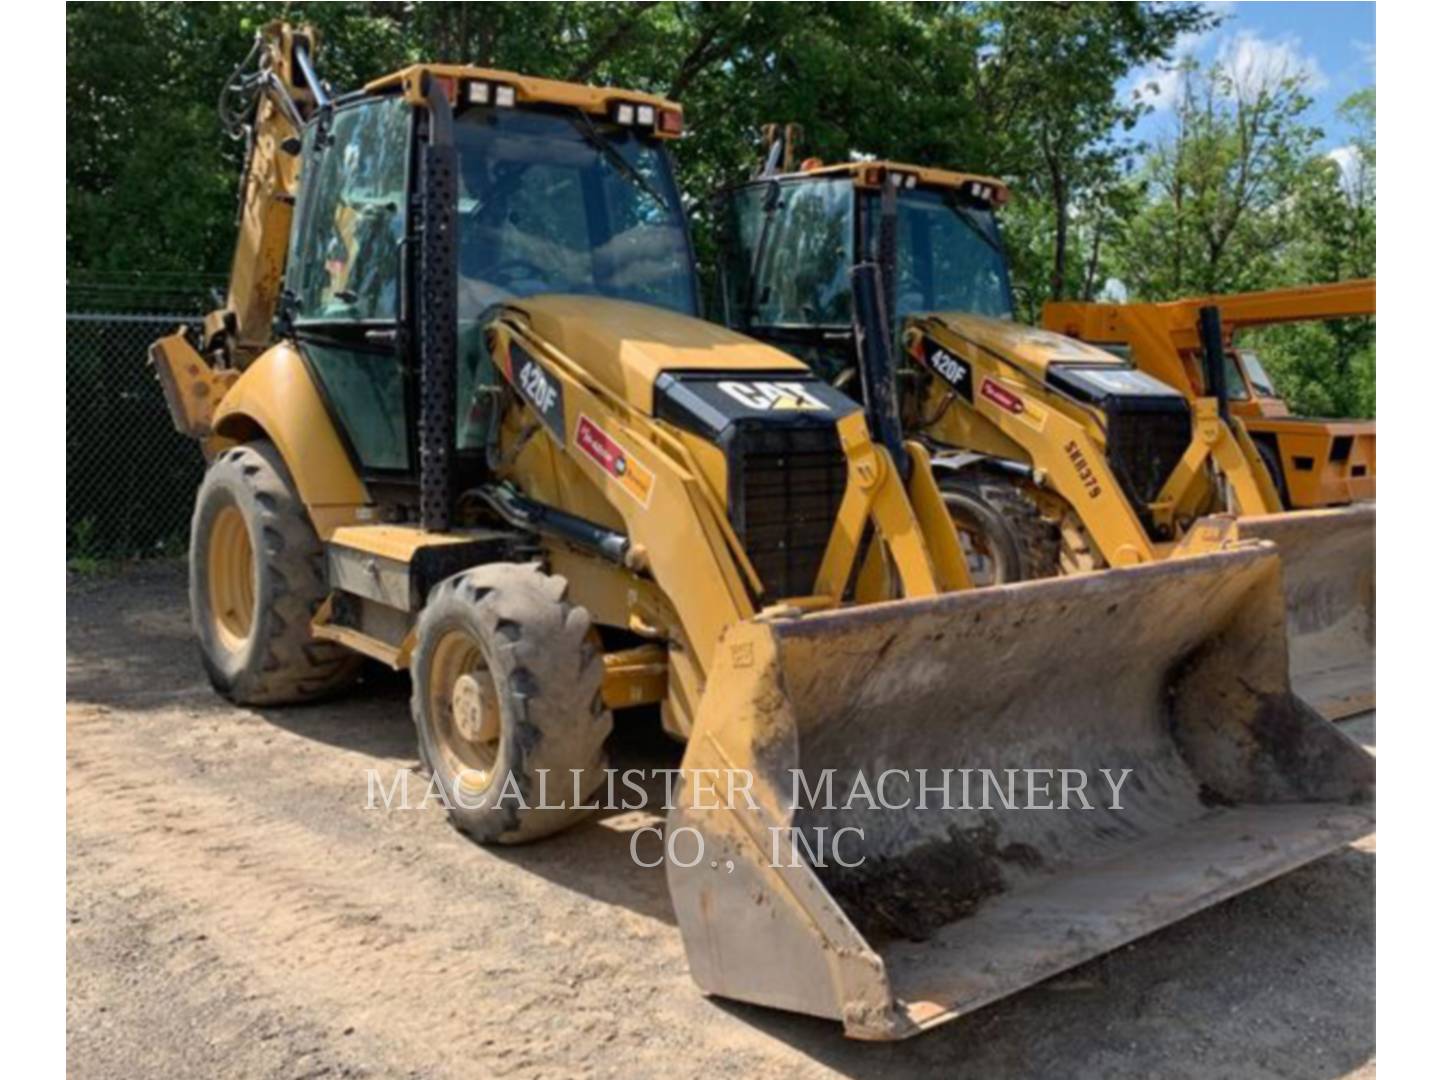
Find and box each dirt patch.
[67,561,1375,1078]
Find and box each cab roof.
[364,64,684,138]
[759,160,1010,204]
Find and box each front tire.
[411,563,612,844]
[938,472,1061,585]
[189,440,361,705]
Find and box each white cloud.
[1130,28,1327,113]
[1219,30,1328,99]
[1327,144,1367,197]
[1127,9,1226,111]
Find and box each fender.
[209,342,368,536]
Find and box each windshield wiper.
[569,110,674,214]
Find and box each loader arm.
[485,306,971,736]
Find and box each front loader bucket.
[1237,504,1376,720]
[666,547,1374,1039]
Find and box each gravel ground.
[67,561,1376,1079]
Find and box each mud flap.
[1237,504,1375,720]
[666,547,1374,1039]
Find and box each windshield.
[722,178,854,327]
[889,188,1015,321]
[1237,349,1279,397]
[455,108,696,318]
[722,177,1016,332]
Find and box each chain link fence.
[67,276,226,562]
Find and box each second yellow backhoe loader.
[718,130,1374,719]
[151,29,1373,1040]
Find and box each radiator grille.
[727,425,847,601]
[1105,404,1193,512]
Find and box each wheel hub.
[451,672,498,744]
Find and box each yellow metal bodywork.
[209,341,368,537]
[513,296,811,412]
[1244,415,1376,506]
[486,297,975,737]
[905,312,1278,571]
[904,307,1370,719]
[1042,280,1376,508]
[149,330,240,437]
[784,158,1010,201]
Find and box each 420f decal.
[918,339,973,402]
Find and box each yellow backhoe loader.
[151,28,1373,1039]
[718,133,1374,719]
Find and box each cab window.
[289,98,410,321]
[286,97,411,474]
[1238,349,1279,398]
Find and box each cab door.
[285,95,414,478]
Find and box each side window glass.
[289,98,410,321]
[304,343,410,471]
[1225,353,1251,400]
[722,187,765,325]
[753,180,854,326]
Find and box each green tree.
[1118,57,1323,298]
[971,1,1214,316]
[1241,87,1376,418]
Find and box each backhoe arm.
[205,22,321,367]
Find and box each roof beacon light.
[658,108,684,135]
[636,104,656,127]
[494,84,516,108]
[615,102,636,125]
[466,81,490,106]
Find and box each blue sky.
[1128,1,1376,155]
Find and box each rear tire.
[189,440,361,705]
[938,472,1061,585]
[411,563,612,844]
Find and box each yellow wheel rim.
[427,630,502,794]
[207,503,256,651]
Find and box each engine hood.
[917,311,1124,378]
[504,295,808,413]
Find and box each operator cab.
[718,162,1015,385]
[281,70,693,492]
